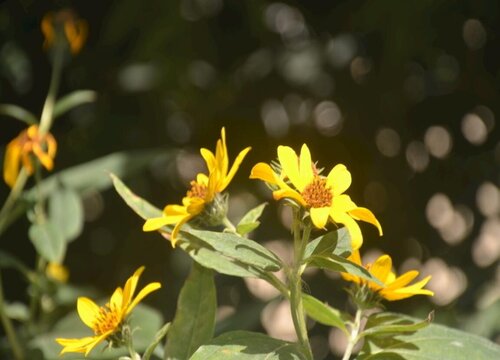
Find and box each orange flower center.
[187,181,208,199]
[92,304,121,336]
[301,176,332,208]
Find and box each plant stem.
[289,208,313,360]
[0,271,24,360]
[39,45,64,135]
[222,216,236,232]
[342,308,363,360]
[0,169,28,232]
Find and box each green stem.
[222,216,236,233]
[342,308,363,360]
[0,271,24,360]
[28,256,46,332]
[39,44,64,135]
[289,208,313,360]
[0,169,28,232]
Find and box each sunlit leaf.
[236,203,267,236]
[359,312,432,338]
[189,331,306,360]
[165,263,216,360]
[302,294,348,334]
[304,228,351,260]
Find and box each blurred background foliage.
[1,0,499,358]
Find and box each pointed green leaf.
[165,263,216,360]
[309,254,384,286]
[302,294,348,334]
[28,222,65,263]
[236,203,267,236]
[189,331,306,360]
[53,90,97,119]
[357,312,500,360]
[49,187,84,242]
[360,312,432,338]
[304,228,351,260]
[0,103,37,124]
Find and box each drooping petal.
[310,207,330,228]
[298,144,314,186]
[46,133,57,159]
[369,255,392,284]
[327,164,352,196]
[273,188,307,206]
[3,138,22,188]
[340,250,363,284]
[385,271,419,290]
[32,143,54,170]
[222,146,251,191]
[125,282,162,316]
[250,163,278,184]
[277,145,303,191]
[349,207,383,236]
[331,211,363,250]
[143,217,171,232]
[76,297,100,329]
[171,215,193,247]
[56,336,101,355]
[382,276,434,301]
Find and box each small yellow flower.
[3,125,57,188]
[41,10,88,54]
[55,266,161,356]
[143,127,251,246]
[46,262,69,283]
[250,144,382,250]
[342,250,434,301]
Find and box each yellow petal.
[331,194,357,213]
[222,146,251,191]
[369,255,392,284]
[3,138,22,188]
[310,207,330,228]
[125,282,161,316]
[76,297,100,329]
[196,173,209,186]
[278,145,304,191]
[186,197,205,215]
[171,215,192,247]
[340,250,362,283]
[385,270,419,290]
[164,204,189,216]
[143,217,170,232]
[327,164,352,196]
[349,207,383,236]
[298,144,314,186]
[273,188,307,206]
[32,143,54,171]
[123,266,145,310]
[331,211,363,250]
[381,276,434,301]
[56,336,102,355]
[250,163,278,184]
[200,148,216,172]
[110,287,124,311]
[46,133,57,160]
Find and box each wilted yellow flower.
[143,127,251,246]
[46,262,69,283]
[250,144,381,250]
[55,266,161,356]
[3,125,57,188]
[342,250,434,301]
[41,10,88,54]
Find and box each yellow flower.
[342,250,434,301]
[46,262,69,283]
[250,144,382,250]
[3,125,57,188]
[143,127,251,246]
[55,266,161,356]
[41,10,88,54]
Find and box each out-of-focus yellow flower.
[55,266,161,356]
[41,10,88,54]
[3,125,57,188]
[143,128,251,246]
[250,144,381,250]
[342,250,434,301]
[46,262,69,283]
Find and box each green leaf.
[0,103,37,124]
[112,175,281,278]
[144,322,171,360]
[304,228,352,260]
[357,312,500,360]
[28,222,65,263]
[110,173,163,219]
[0,150,171,235]
[30,303,162,360]
[189,331,306,360]
[302,294,348,334]
[53,90,97,119]
[236,203,267,236]
[360,312,432,338]
[183,230,282,273]
[48,187,84,242]
[308,254,384,286]
[165,263,216,360]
